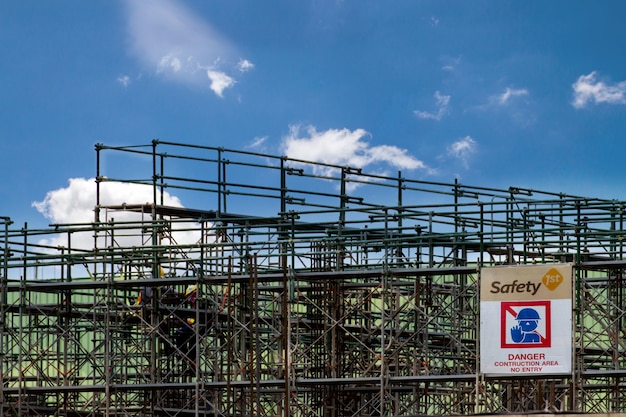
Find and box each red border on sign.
[500,300,551,348]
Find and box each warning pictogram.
[500,300,551,348]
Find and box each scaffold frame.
[1,140,626,416]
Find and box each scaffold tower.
[2,140,626,416]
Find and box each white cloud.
[447,136,476,168]
[471,87,535,127]
[498,87,528,105]
[440,55,461,72]
[281,125,427,177]
[33,178,101,225]
[238,59,255,72]
[207,70,236,97]
[572,71,626,109]
[157,54,182,73]
[414,91,450,120]
[249,136,268,148]
[32,178,199,250]
[123,0,253,97]
[117,75,131,87]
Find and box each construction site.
[2,140,626,417]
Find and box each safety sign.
[480,264,572,376]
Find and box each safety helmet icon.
[516,308,540,321]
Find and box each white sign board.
[480,264,572,376]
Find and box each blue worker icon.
[510,308,541,343]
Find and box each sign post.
[480,264,572,376]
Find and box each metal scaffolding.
[2,140,626,416]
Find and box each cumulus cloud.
[32,178,199,250]
[206,70,236,97]
[123,0,253,97]
[281,125,427,178]
[414,91,450,120]
[447,136,476,168]
[498,87,528,105]
[572,71,626,109]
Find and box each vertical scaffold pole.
[0,217,11,417]
[151,140,160,279]
[150,141,160,413]
[280,158,291,417]
[282,252,291,417]
[18,224,27,415]
[397,171,404,268]
[95,143,102,224]
[218,148,227,215]
[224,256,233,415]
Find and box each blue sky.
[2,1,626,228]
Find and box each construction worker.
[185,285,198,308]
[174,317,196,359]
[135,286,153,306]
